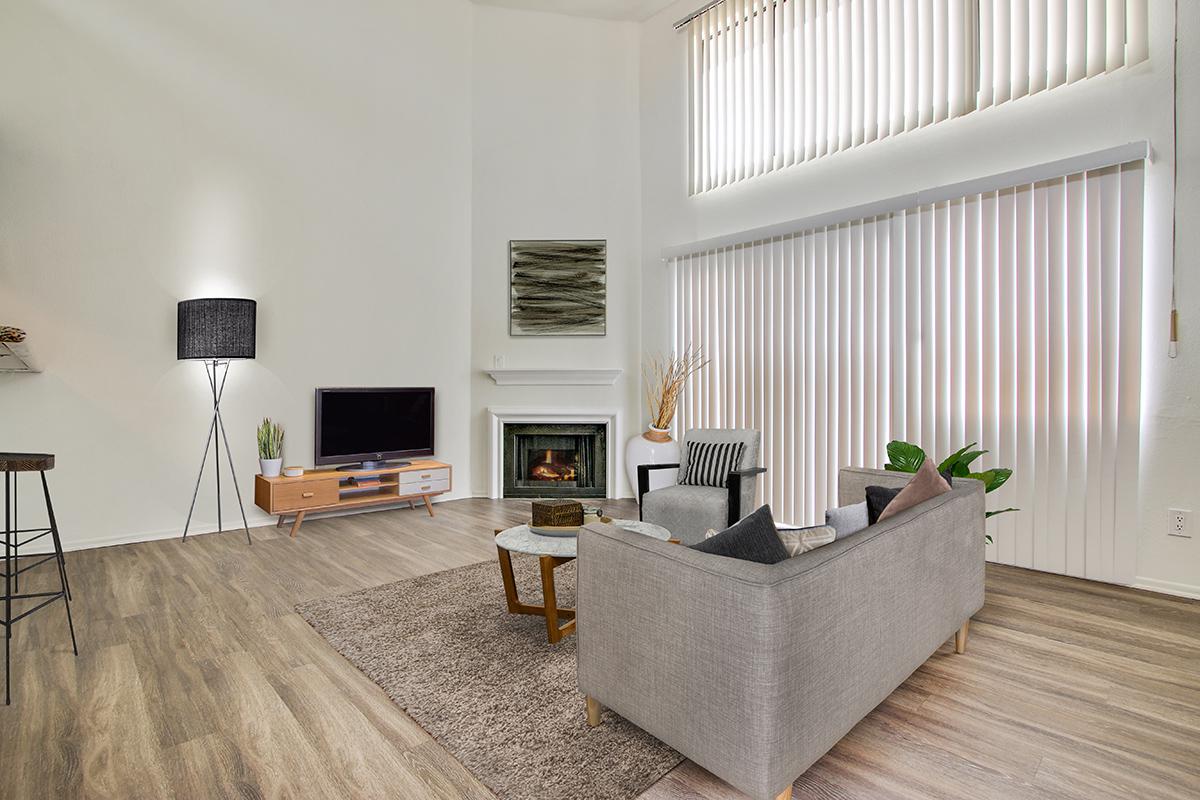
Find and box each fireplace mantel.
[487,407,623,499]
[484,369,622,386]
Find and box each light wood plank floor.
[1,498,1197,799]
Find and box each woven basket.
[531,499,584,528]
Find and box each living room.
[0,1,1196,798]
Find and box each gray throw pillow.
[825,501,869,539]
[690,505,789,564]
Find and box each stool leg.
[5,470,12,705]
[41,472,71,603]
[11,472,15,595]
[40,473,76,656]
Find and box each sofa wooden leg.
[955,620,970,654]
[585,696,602,727]
[775,786,793,800]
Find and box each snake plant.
[257,418,284,460]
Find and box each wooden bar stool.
[1,453,77,705]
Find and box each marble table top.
[494,519,672,558]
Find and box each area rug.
[295,557,683,800]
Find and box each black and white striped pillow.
[679,441,745,488]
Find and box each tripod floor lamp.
[178,298,256,545]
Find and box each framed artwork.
[509,239,607,336]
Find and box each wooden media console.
[253,460,452,537]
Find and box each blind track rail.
[662,141,1148,260]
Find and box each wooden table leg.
[496,546,524,614]
[289,510,305,538]
[540,556,562,643]
[277,515,285,528]
[422,495,435,516]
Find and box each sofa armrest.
[836,466,913,507]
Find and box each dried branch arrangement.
[643,347,708,430]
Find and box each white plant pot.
[625,426,680,503]
[259,458,283,478]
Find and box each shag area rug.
[296,557,682,800]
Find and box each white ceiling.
[470,0,680,22]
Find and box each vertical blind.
[688,0,1149,194]
[670,159,1144,583]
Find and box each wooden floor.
[1,498,1198,800]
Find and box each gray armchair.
[637,428,764,545]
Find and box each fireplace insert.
[502,423,606,498]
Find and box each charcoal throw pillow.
[865,485,902,525]
[679,440,745,488]
[690,505,789,564]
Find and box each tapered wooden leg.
[775,787,793,800]
[585,695,602,727]
[289,510,305,538]
[540,556,563,643]
[496,546,523,614]
[423,495,435,516]
[955,620,970,654]
[277,515,285,528]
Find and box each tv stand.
[254,459,452,537]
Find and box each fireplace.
[502,423,606,498]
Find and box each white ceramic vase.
[259,458,283,478]
[625,426,680,502]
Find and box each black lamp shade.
[177,298,257,360]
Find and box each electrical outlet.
[493,354,506,369]
[1168,508,1191,538]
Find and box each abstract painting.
[509,240,607,336]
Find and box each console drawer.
[400,477,450,496]
[398,467,450,486]
[273,480,337,511]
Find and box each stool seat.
[0,453,54,472]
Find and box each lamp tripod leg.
[182,411,219,540]
[215,409,253,546]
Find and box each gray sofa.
[577,467,985,800]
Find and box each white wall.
[638,2,1200,595]
[0,0,475,548]
[469,6,642,497]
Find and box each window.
[687,0,1149,193]
[670,157,1144,583]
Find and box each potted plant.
[257,418,284,478]
[625,347,707,496]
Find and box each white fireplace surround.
[487,407,624,500]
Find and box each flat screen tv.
[315,387,435,468]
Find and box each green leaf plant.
[884,440,1016,545]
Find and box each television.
[315,387,435,469]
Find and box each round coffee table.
[494,519,671,643]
